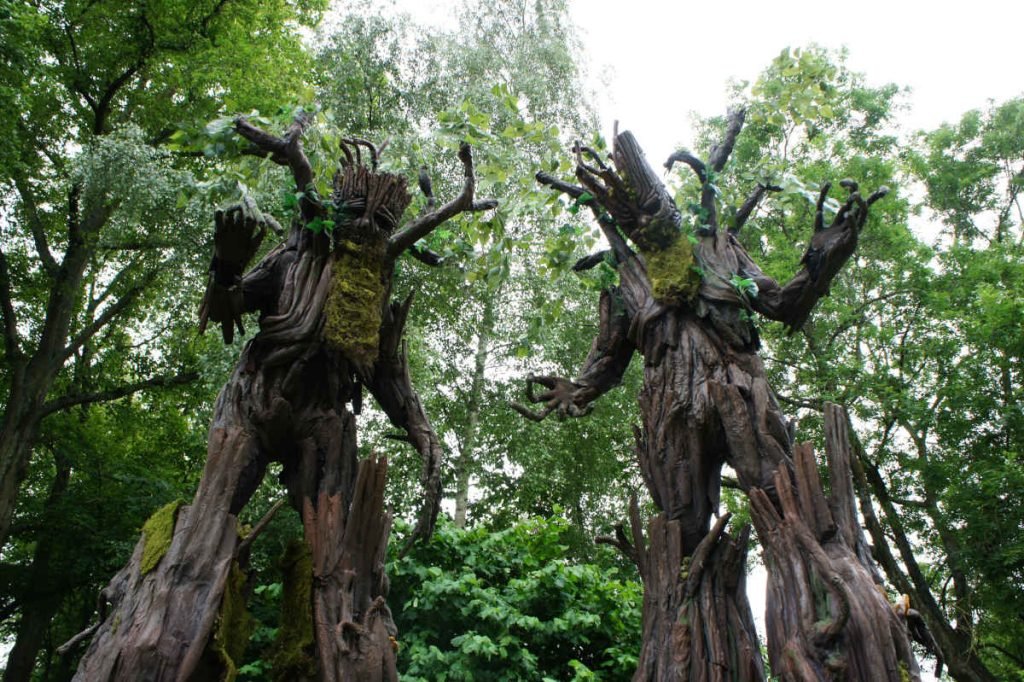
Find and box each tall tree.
[0,0,325,555]
[0,3,329,678]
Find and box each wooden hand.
[803,180,889,284]
[198,198,270,343]
[739,180,889,332]
[511,374,594,422]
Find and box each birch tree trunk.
[453,293,496,528]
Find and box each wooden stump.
[631,508,765,682]
[749,404,920,682]
[301,454,397,681]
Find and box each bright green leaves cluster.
[437,99,502,147]
[913,97,1024,243]
[921,239,1024,668]
[750,47,839,128]
[388,516,642,681]
[729,274,758,300]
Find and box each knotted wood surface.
[749,404,920,681]
[631,508,765,682]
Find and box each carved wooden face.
[330,165,412,243]
[322,165,411,368]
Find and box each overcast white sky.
[401,0,1024,163]
[567,0,1024,161]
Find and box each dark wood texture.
[631,508,763,681]
[748,405,921,681]
[72,121,492,681]
[522,115,914,680]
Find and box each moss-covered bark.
[323,239,385,370]
[140,500,183,575]
[640,234,699,304]
[212,561,254,682]
[271,539,316,682]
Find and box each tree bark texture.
[749,405,920,681]
[2,454,72,682]
[72,120,493,681]
[626,504,763,682]
[520,113,909,680]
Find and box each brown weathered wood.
[632,514,763,681]
[73,123,493,681]
[749,405,921,681]
[522,120,909,680]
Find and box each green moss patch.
[271,539,316,682]
[211,561,255,682]
[641,234,700,304]
[140,500,183,575]
[324,239,385,368]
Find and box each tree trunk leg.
[73,426,263,682]
[748,405,922,682]
[632,507,765,682]
[281,410,398,681]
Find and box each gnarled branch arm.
[234,113,321,221]
[665,108,746,234]
[535,170,633,263]
[367,295,442,552]
[512,286,635,422]
[387,143,496,262]
[735,182,889,331]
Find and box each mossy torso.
[640,234,700,305]
[323,239,387,370]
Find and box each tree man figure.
[74,113,494,682]
[516,112,926,681]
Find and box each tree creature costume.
[515,113,933,680]
[73,114,494,682]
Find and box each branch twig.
[12,173,58,276]
[40,370,198,417]
[387,143,496,261]
[236,498,287,558]
[61,268,161,362]
[234,113,320,220]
